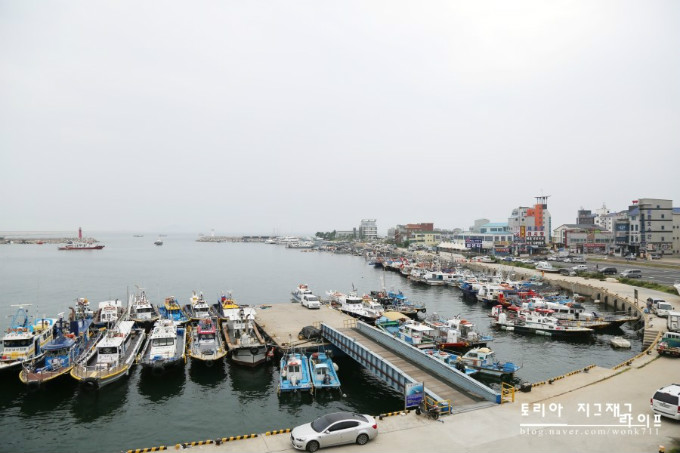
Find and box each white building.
[359,219,378,240]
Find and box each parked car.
[624,254,637,261]
[291,412,379,452]
[572,264,589,272]
[562,258,572,263]
[650,384,680,420]
[559,268,576,276]
[620,269,642,278]
[654,302,675,318]
[651,253,662,260]
[600,267,618,275]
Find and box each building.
[508,195,552,252]
[359,219,377,240]
[673,207,680,256]
[393,223,434,245]
[594,203,612,231]
[627,198,673,256]
[577,209,596,225]
[438,222,513,255]
[552,224,615,254]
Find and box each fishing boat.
[187,317,227,365]
[127,290,160,327]
[422,348,478,376]
[423,315,492,352]
[92,299,125,328]
[327,288,382,324]
[154,238,163,246]
[158,296,189,324]
[70,320,146,389]
[277,351,313,395]
[454,347,521,378]
[0,306,57,375]
[291,284,313,303]
[211,292,240,319]
[221,306,269,367]
[492,306,595,339]
[396,319,436,349]
[19,314,100,387]
[139,319,187,374]
[183,291,212,321]
[308,350,341,393]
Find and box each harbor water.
[0,234,642,453]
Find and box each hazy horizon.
[2,1,678,236]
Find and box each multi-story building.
[393,223,434,244]
[438,222,513,255]
[673,207,680,256]
[594,203,612,231]
[627,198,673,256]
[359,219,377,240]
[552,224,615,254]
[508,196,552,251]
[577,209,596,225]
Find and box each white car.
[301,294,321,309]
[291,412,379,452]
[572,264,588,272]
[651,384,680,420]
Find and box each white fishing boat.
[128,289,160,327]
[492,308,595,339]
[183,291,212,320]
[139,319,186,374]
[70,320,146,389]
[221,306,270,366]
[0,306,57,374]
[396,320,436,348]
[92,299,125,328]
[330,288,382,324]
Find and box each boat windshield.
[153,338,174,347]
[99,346,118,355]
[199,333,215,341]
[3,339,32,348]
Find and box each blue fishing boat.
[309,351,341,394]
[455,347,521,378]
[19,314,100,387]
[158,297,189,325]
[277,351,313,395]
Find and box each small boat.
[187,317,227,364]
[183,291,212,321]
[291,284,312,303]
[92,299,125,328]
[127,289,160,327]
[158,296,189,324]
[610,336,631,348]
[19,314,100,387]
[0,306,57,375]
[456,347,521,378]
[422,348,478,376]
[70,320,146,389]
[277,351,313,395]
[139,319,187,374]
[309,351,341,393]
[154,238,163,246]
[221,306,269,367]
[396,319,436,349]
[492,306,595,339]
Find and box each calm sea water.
[0,233,641,453]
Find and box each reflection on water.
[19,378,77,418]
[138,366,187,402]
[188,359,227,388]
[71,377,130,423]
[227,362,274,403]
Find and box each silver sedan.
[291,412,379,452]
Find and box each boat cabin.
[398,321,434,346]
[96,320,134,368]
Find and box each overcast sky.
[1,1,678,236]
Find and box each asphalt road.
[549,258,680,286]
